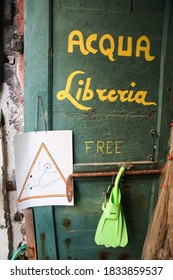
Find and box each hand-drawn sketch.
[14,131,73,209]
[28,161,60,191]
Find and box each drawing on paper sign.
[15,130,73,209]
[18,143,67,203]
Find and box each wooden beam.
[24,209,37,260]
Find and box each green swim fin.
[95,163,129,248]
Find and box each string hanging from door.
[35,96,47,132]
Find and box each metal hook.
[111,172,115,185]
[105,172,115,203]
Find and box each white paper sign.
[14,131,73,209]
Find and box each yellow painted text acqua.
[68,30,155,62]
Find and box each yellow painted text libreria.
[56,70,156,111]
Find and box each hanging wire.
[35,96,47,132]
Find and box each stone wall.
[0,0,25,260]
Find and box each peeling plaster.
[0,0,25,260]
[0,205,9,259]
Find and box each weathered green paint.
[53,176,159,260]
[157,0,173,164]
[24,0,57,260]
[24,0,173,259]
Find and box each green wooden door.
[24,0,173,259]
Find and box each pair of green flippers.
[95,164,128,248]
